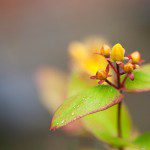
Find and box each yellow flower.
[123,62,134,73]
[110,43,125,62]
[130,51,141,64]
[95,70,107,80]
[100,44,111,57]
[69,37,109,75]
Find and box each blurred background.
[0,0,150,149]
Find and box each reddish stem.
[118,101,123,150]
[105,79,118,89]
[120,71,125,75]
[116,63,124,150]
[118,101,122,138]
[107,60,118,74]
[116,64,121,88]
[106,62,124,150]
[121,73,128,87]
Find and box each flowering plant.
[37,37,150,150]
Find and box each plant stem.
[107,60,118,74]
[118,101,123,150]
[121,73,128,87]
[105,79,118,89]
[117,101,122,138]
[116,64,120,88]
[116,64,124,150]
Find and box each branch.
[107,60,118,74]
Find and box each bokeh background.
[0,0,150,149]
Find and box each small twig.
[121,73,128,87]
[118,101,123,150]
[116,63,124,150]
[117,101,122,138]
[105,79,118,89]
[107,60,118,74]
[116,64,121,88]
[120,71,125,75]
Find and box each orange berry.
[96,70,107,80]
[130,51,141,64]
[123,63,134,73]
[100,45,111,57]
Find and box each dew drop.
[61,120,64,124]
[82,96,86,101]
[71,112,74,116]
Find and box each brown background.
[0,0,150,149]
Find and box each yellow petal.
[100,44,111,57]
[84,54,108,74]
[69,37,109,75]
[69,42,88,61]
[110,43,125,62]
[130,51,141,64]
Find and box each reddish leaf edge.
[125,88,150,93]
[50,94,124,131]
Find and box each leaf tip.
[49,117,58,131]
[49,126,58,131]
[126,88,150,93]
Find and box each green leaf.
[50,85,123,130]
[83,104,133,147]
[67,73,94,97]
[66,73,133,147]
[123,64,150,92]
[133,132,150,150]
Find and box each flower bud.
[110,43,125,62]
[123,62,134,73]
[100,44,111,57]
[96,70,107,80]
[135,64,140,69]
[130,51,141,64]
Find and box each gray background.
[0,0,150,149]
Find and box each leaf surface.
[133,132,150,150]
[67,73,94,97]
[83,104,132,147]
[66,73,133,147]
[50,85,123,130]
[123,64,150,92]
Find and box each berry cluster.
[90,43,143,90]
